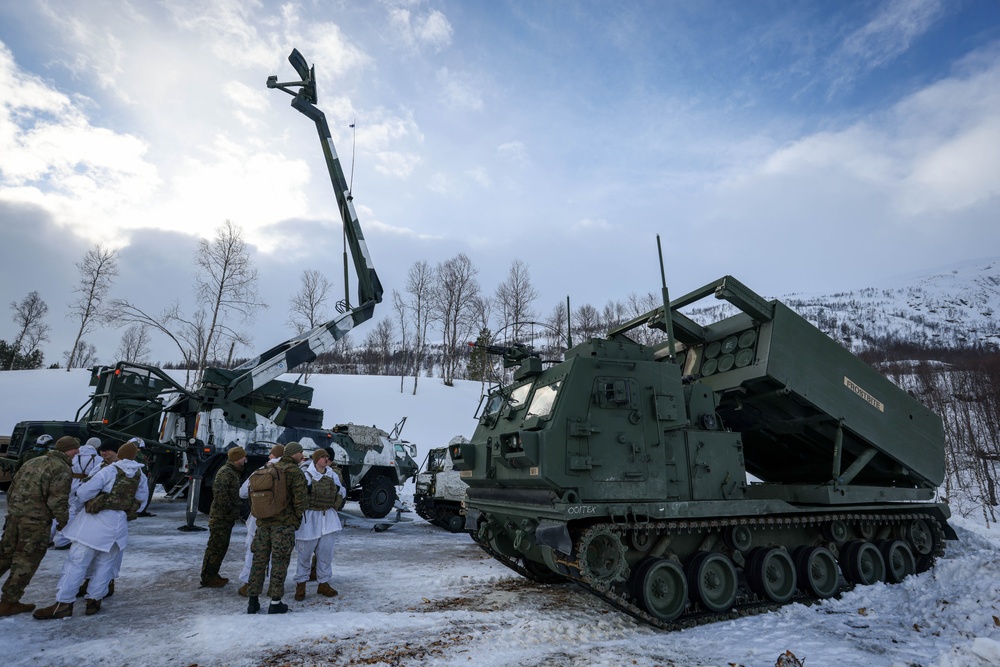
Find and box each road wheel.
[359,474,396,518]
[447,514,465,533]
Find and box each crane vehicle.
[1,50,418,521]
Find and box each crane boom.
[224,49,384,403]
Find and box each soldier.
[17,434,54,471]
[53,437,102,549]
[97,441,117,467]
[293,448,345,601]
[246,441,307,615]
[200,446,247,587]
[33,441,149,620]
[74,440,121,599]
[237,444,283,597]
[126,437,156,517]
[0,436,79,617]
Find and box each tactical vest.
[85,467,142,520]
[308,474,341,512]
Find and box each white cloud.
[0,44,160,244]
[828,0,945,95]
[572,218,613,232]
[725,51,1000,220]
[436,67,483,111]
[388,6,453,52]
[466,167,490,188]
[497,141,529,168]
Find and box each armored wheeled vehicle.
[451,268,955,628]
[414,438,469,532]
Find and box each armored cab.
[453,275,954,628]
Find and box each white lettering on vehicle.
[567,505,598,516]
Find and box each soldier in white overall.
[237,444,284,597]
[52,437,102,549]
[32,441,149,619]
[293,448,345,601]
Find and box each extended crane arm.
[223,49,384,403]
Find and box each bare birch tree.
[66,244,118,370]
[393,290,411,393]
[495,259,539,343]
[7,291,50,370]
[288,269,332,333]
[63,341,97,368]
[362,317,394,375]
[405,261,435,395]
[434,253,480,386]
[116,323,152,363]
[194,220,266,376]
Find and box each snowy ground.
[2,497,999,667]
[2,370,1000,666]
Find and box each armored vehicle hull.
[452,275,954,628]
[414,440,469,532]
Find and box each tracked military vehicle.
[414,438,469,532]
[452,261,955,628]
[2,50,418,520]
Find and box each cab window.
[526,380,561,419]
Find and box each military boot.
[238,583,249,597]
[76,579,90,598]
[268,599,288,614]
[85,599,101,616]
[0,600,36,617]
[316,582,338,597]
[247,596,260,614]
[201,576,229,588]
[33,602,73,620]
[107,579,115,597]
[294,582,306,601]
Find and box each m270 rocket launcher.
[454,241,955,629]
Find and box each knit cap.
[284,442,303,457]
[85,437,102,449]
[117,442,138,460]
[55,436,80,453]
[269,445,285,459]
[228,446,247,462]
[311,448,329,463]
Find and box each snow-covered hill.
[684,257,1000,352]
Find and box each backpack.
[248,464,288,519]
[85,467,142,521]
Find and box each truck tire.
[194,454,228,515]
[359,474,396,519]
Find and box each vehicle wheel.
[793,546,839,599]
[687,552,737,613]
[359,474,396,518]
[746,547,796,604]
[906,518,934,556]
[634,558,688,622]
[522,559,569,584]
[879,539,916,583]
[447,514,465,533]
[840,541,885,586]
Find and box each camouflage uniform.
[248,455,308,599]
[200,461,243,585]
[17,444,49,473]
[0,450,72,604]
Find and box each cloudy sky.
[1,0,999,365]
